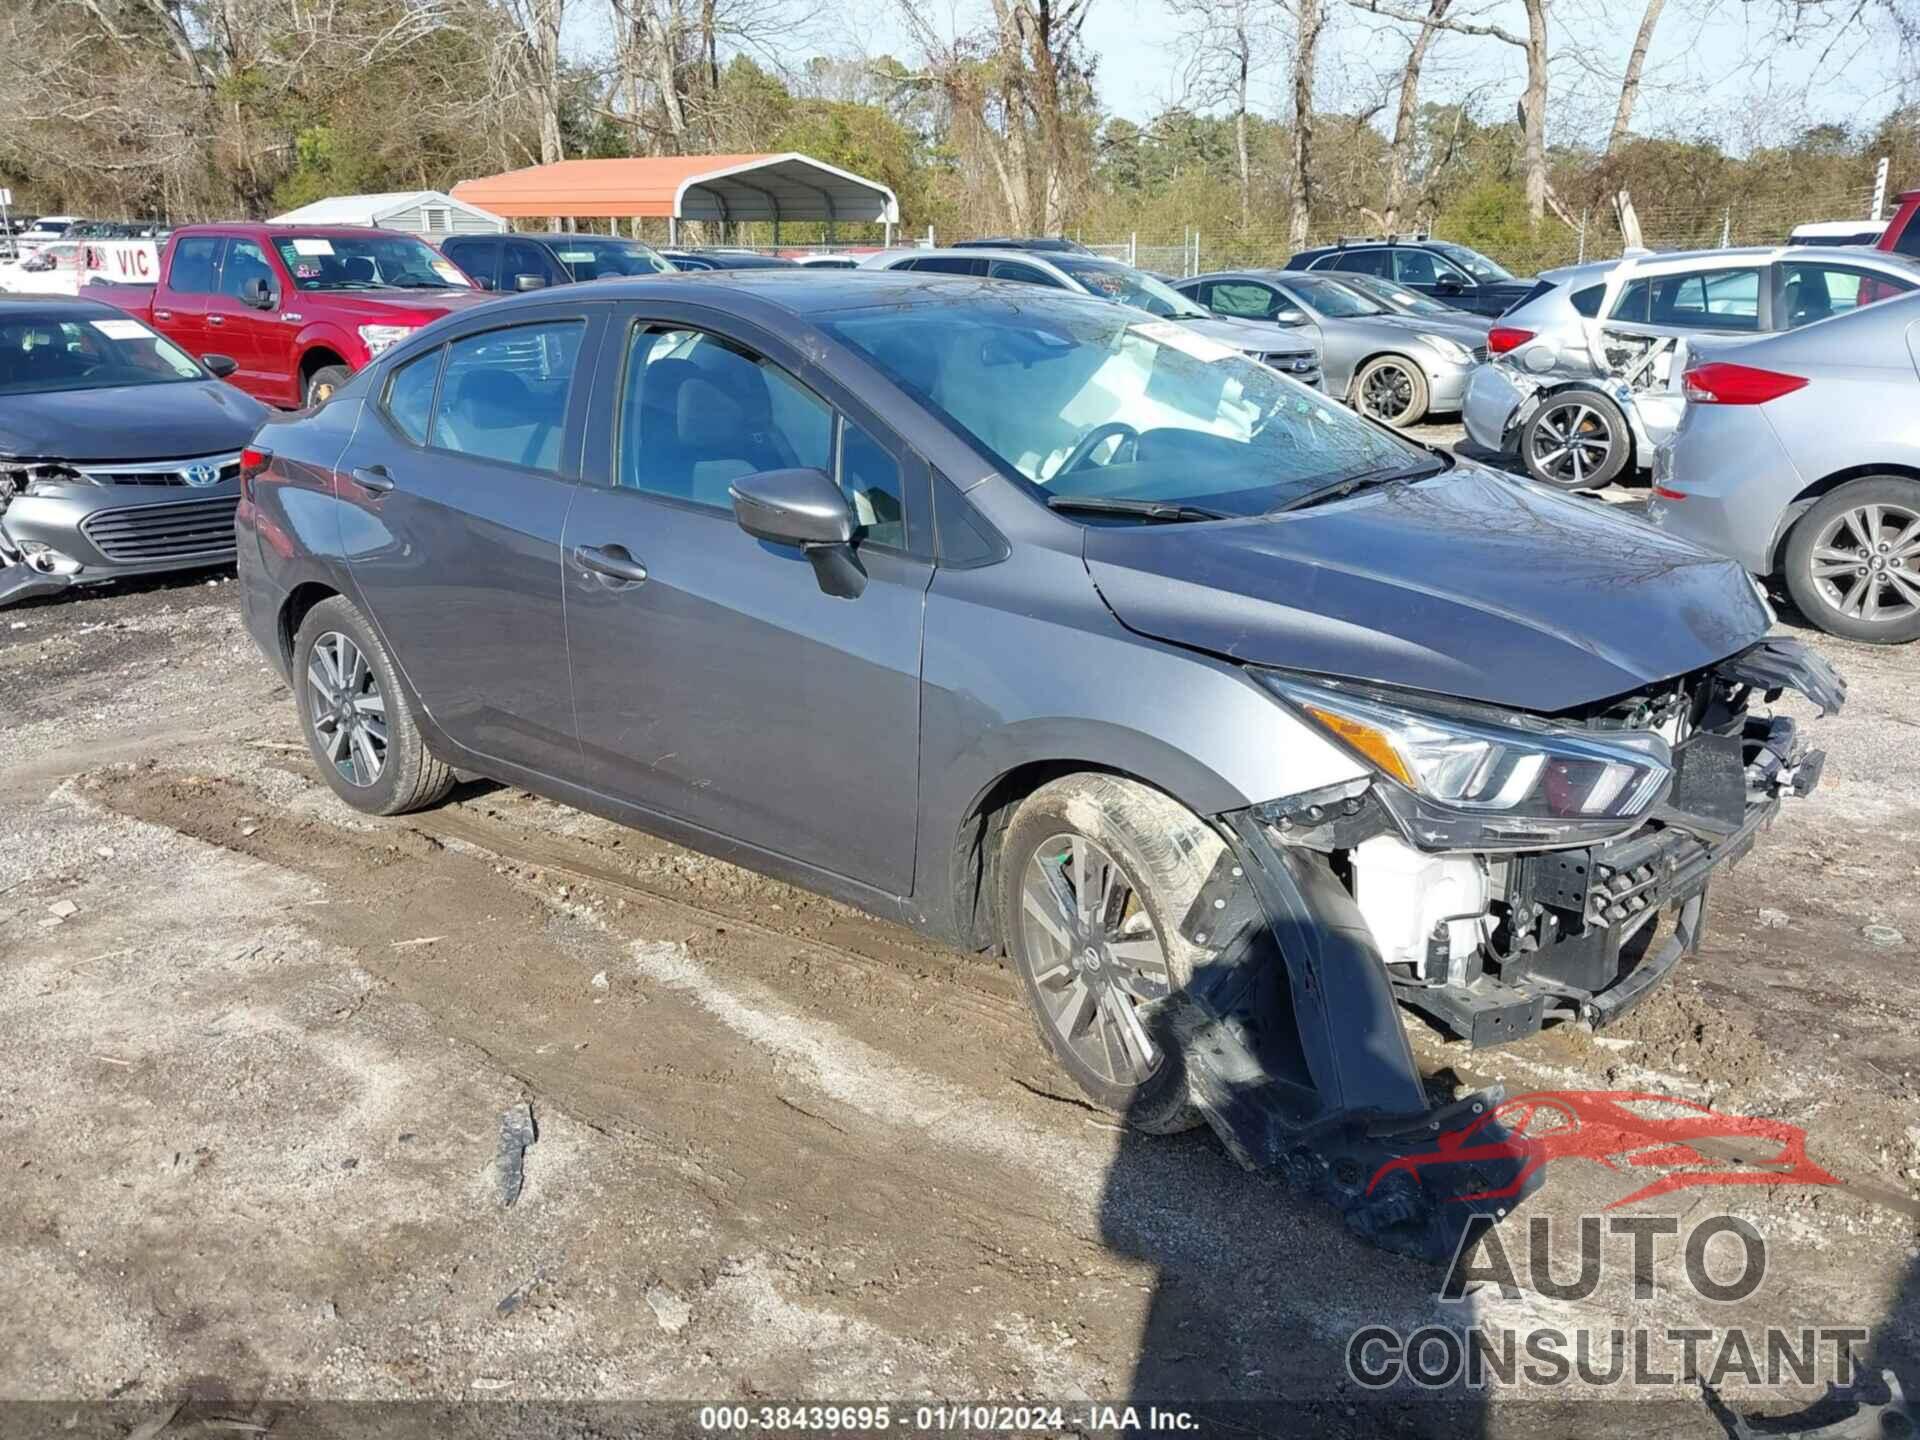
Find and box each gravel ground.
[1,462,1916,1438]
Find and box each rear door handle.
[207,314,225,327]
[350,465,395,494]
[574,543,649,585]
[154,309,173,321]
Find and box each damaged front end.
[0,463,79,606]
[1164,638,1841,1261]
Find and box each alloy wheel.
[1528,400,1615,487]
[1358,362,1417,424]
[307,631,389,787]
[1807,502,1920,625]
[1018,834,1173,1088]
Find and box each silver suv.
[1462,246,1920,490]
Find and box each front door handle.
[350,465,395,494]
[574,543,649,585]
[207,313,225,327]
[154,308,173,321]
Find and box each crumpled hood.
[0,379,269,462]
[1082,462,1771,712]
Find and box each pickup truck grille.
[80,496,239,562]
[76,453,242,488]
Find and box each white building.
[270,190,507,238]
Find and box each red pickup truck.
[1876,189,1920,260]
[88,223,494,407]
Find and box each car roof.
[0,294,122,318]
[1538,244,1920,286]
[490,232,653,243]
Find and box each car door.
[563,305,933,895]
[203,235,286,401]
[155,234,221,360]
[340,306,602,773]
[1597,262,1768,444]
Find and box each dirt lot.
[2,473,1917,1436]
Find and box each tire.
[995,774,1226,1133]
[1352,356,1431,427]
[292,596,456,815]
[1782,477,1920,644]
[305,364,352,408]
[1521,387,1631,491]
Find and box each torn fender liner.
[0,562,72,609]
[1715,636,1847,717]
[1161,812,1541,1262]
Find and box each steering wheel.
[1056,422,1141,477]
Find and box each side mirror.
[514,273,547,292]
[1433,275,1465,293]
[730,467,864,597]
[242,276,276,309]
[1273,306,1310,325]
[201,353,239,378]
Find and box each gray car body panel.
[1648,293,1920,573]
[1175,270,1475,408]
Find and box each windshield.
[1283,275,1388,318]
[1435,244,1515,282]
[546,236,675,280]
[0,314,206,396]
[822,292,1434,519]
[1339,273,1456,316]
[1051,257,1210,319]
[271,233,470,291]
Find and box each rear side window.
[169,237,222,293]
[987,259,1059,286]
[430,321,584,471]
[1612,268,1760,330]
[912,255,987,276]
[384,348,441,444]
[1568,283,1604,318]
[1206,281,1282,319]
[1332,249,1392,277]
[1895,221,1920,259]
[1780,261,1916,327]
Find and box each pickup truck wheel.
[1783,478,1920,644]
[1521,387,1630,491]
[293,596,455,815]
[997,774,1223,1134]
[1353,356,1430,427]
[305,364,352,407]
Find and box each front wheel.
[1782,477,1920,643]
[305,364,353,408]
[996,774,1226,1133]
[1521,387,1630,491]
[1352,356,1430,427]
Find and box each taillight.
[1487,326,1535,355]
[1682,362,1807,405]
[239,445,272,501]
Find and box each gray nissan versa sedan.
[237,271,1841,1210]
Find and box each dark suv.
[441,232,675,292]
[1286,237,1537,318]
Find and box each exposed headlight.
[1258,673,1672,850]
[5,460,90,494]
[358,324,416,357]
[1416,333,1474,364]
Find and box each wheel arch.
[278,579,343,667]
[1767,463,1920,573]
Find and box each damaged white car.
[1462,246,1920,490]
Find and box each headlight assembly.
[358,324,416,357]
[1257,673,1672,850]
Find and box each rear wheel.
[1782,477,1920,644]
[293,596,455,815]
[996,774,1225,1133]
[1521,387,1630,491]
[1352,356,1430,427]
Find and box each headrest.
[676,376,750,450]
[452,367,533,429]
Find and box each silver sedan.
[1648,290,1920,643]
[1175,270,1479,426]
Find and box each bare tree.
[1605,0,1665,153]
[1288,0,1326,246]
[1375,0,1451,229]
[1168,0,1277,229]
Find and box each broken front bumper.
[0,477,242,607]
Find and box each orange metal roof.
[450,153,899,223]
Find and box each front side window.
[442,238,499,290]
[0,315,205,395]
[839,420,905,548]
[1780,261,1915,328]
[429,322,583,470]
[1049,257,1210,319]
[271,233,470,291]
[823,292,1430,519]
[1434,244,1515,282]
[1279,276,1387,319]
[547,237,674,280]
[1394,249,1466,287]
[384,348,441,444]
[619,328,832,509]
[1203,281,1283,320]
[219,239,275,300]
[168,236,222,294]
[988,259,1060,286]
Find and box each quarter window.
[619,328,832,509]
[384,348,441,445]
[429,321,583,470]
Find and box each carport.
[450,153,900,245]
